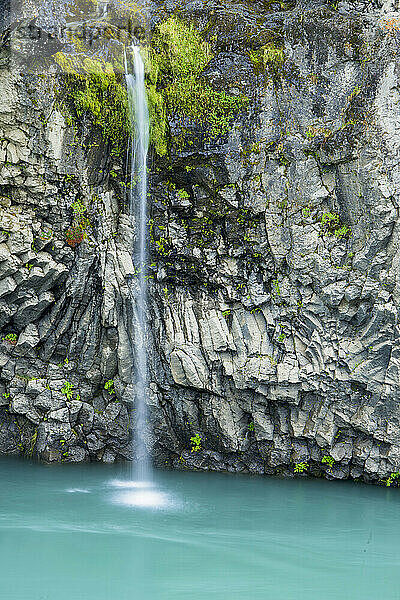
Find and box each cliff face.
[1,0,400,484]
[0,25,133,462]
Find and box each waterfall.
[125,46,151,483]
[114,48,172,508]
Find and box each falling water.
[125,46,151,483]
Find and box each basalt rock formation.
[1,0,400,486]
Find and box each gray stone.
[48,408,70,423]
[15,324,40,353]
[33,391,65,411]
[0,0,398,486]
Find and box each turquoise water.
[0,458,399,599]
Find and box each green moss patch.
[320,212,351,239]
[249,40,285,78]
[148,17,249,155]
[55,54,129,157]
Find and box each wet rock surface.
[1,0,400,485]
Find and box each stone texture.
[0,0,399,486]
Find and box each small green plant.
[278,333,286,342]
[2,333,17,345]
[248,422,255,432]
[321,212,339,232]
[39,227,53,241]
[385,472,400,487]
[272,279,280,296]
[305,127,316,139]
[61,381,74,400]
[60,438,69,460]
[263,42,285,72]
[57,357,69,368]
[154,237,172,257]
[278,198,288,209]
[71,200,87,214]
[27,430,38,457]
[190,433,202,452]
[305,125,332,140]
[65,224,84,247]
[322,455,335,469]
[222,309,231,318]
[177,189,190,200]
[294,462,308,473]
[320,213,351,239]
[104,380,115,395]
[334,225,351,239]
[250,41,285,78]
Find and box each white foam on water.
[110,479,153,489]
[109,479,180,510]
[65,488,90,494]
[113,489,171,509]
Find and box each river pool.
[0,457,398,599]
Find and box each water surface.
[0,457,399,599]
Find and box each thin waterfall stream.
[125,46,151,484]
[113,45,172,508]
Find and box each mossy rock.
[55,54,130,157]
[147,16,250,156]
